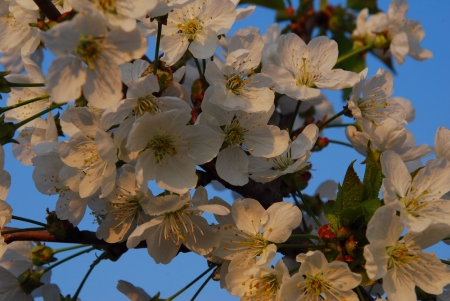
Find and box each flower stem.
[318,109,345,131]
[294,191,322,227]
[441,259,450,265]
[356,286,365,301]
[289,101,302,137]
[193,58,203,79]
[42,247,95,274]
[153,20,163,75]
[190,270,214,301]
[276,244,326,249]
[335,43,374,65]
[289,234,320,240]
[6,82,45,88]
[328,139,353,148]
[12,215,47,227]
[324,123,355,128]
[13,102,65,130]
[202,59,206,75]
[71,251,108,301]
[166,264,216,301]
[1,227,46,235]
[53,244,90,254]
[0,95,50,114]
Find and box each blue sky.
[2,0,450,300]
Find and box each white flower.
[58,107,117,198]
[95,164,153,243]
[248,124,318,183]
[0,146,11,202]
[160,0,236,66]
[0,265,33,301]
[280,250,361,301]
[126,109,222,194]
[69,0,157,31]
[225,260,288,301]
[381,150,450,232]
[435,126,450,161]
[126,186,229,264]
[148,0,195,18]
[263,34,359,101]
[348,68,406,126]
[41,10,147,108]
[364,205,450,301]
[213,199,302,269]
[199,101,289,186]
[204,32,275,113]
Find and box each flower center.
[147,133,178,163]
[108,193,143,231]
[303,273,329,296]
[243,273,280,300]
[296,57,317,87]
[400,189,429,218]
[96,0,117,14]
[272,148,295,171]
[357,97,389,121]
[135,95,162,116]
[223,120,246,147]
[75,34,103,71]
[178,18,202,41]
[239,233,269,257]
[386,242,418,269]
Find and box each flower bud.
[373,33,390,49]
[344,255,354,262]
[345,235,358,256]
[336,226,351,240]
[31,244,57,267]
[318,224,336,240]
[17,269,44,295]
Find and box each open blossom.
[225,260,288,301]
[41,10,147,108]
[263,34,359,101]
[117,280,152,301]
[126,187,229,264]
[58,107,117,198]
[126,109,222,194]
[213,199,302,269]
[381,150,450,232]
[248,124,318,183]
[204,32,275,113]
[95,165,153,243]
[348,68,406,126]
[280,250,361,301]
[435,126,450,161]
[160,0,236,66]
[199,101,289,186]
[364,205,450,301]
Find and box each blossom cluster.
[0,0,447,300]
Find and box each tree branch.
[33,0,61,21]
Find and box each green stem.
[71,251,108,301]
[318,109,345,131]
[335,43,374,65]
[296,191,322,227]
[1,227,46,235]
[53,244,90,254]
[190,270,214,301]
[355,286,365,301]
[166,264,216,301]
[12,215,47,227]
[441,259,450,265]
[443,236,450,241]
[0,95,50,114]
[328,139,353,148]
[153,20,163,75]
[13,102,65,129]
[193,58,203,79]
[7,82,45,88]
[289,266,299,275]
[289,234,320,240]
[202,59,206,75]
[289,101,302,136]
[42,247,95,274]
[276,244,326,249]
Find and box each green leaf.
[0,77,11,93]
[339,206,364,228]
[346,0,379,14]
[335,160,363,213]
[362,147,383,201]
[361,198,381,222]
[239,0,285,10]
[324,201,340,232]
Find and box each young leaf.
[362,147,383,201]
[347,0,379,14]
[335,160,363,213]
[361,198,381,222]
